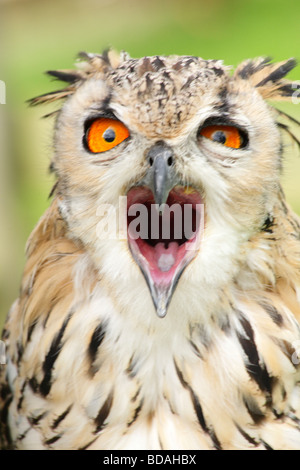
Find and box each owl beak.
[143,141,177,211]
[127,144,203,318]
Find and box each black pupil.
[212,130,226,144]
[103,127,116,143]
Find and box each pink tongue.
[154,242,179,272]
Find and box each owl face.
[49,53,286,318]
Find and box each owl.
[1,50,300,450]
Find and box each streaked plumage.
[1,51,300,450]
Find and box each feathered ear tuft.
[46,69,83,84]
[27,48,124,111]
[235,57,299,101]
[28,67,87,108]
[28,87,75,107]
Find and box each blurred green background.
[1,0,300,331]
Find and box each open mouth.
[127,185,203,317]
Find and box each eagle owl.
[1,50,300,450]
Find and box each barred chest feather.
[4,248,300,450]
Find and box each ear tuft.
[46,70,83,84]
[235,57,299,101]
[28,88,75,107]
[28,48,123,109]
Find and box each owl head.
[30,51,299,320]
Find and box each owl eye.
[199,125,246,149]
[85,117,130,153]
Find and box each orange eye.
[199,125,245,149]
[85,118,130,153]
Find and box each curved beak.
[127,141,203,318]
[143,141,177,212]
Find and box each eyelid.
[84,110,118,134]
[198,117,249,149]
[199,116,243,130]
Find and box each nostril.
[147,141,174,168]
